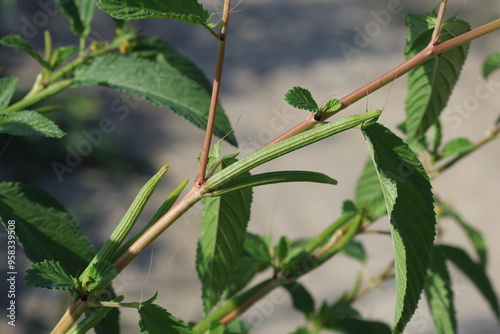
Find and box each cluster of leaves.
[0,1,499,334]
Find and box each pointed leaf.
[0,110,66,138]
[355,157,387,220]
[210,170,337,196]
[284,86,319,112]
[25,260,76,290]
[0,77,18,111]
[405,14,470,140]
[138,303,192,334]
[482,52,500,79]
[74,54,236,146]
[241,232,272,264]
[284,282,315,318]
[197,156,252,312]
[424,247,456,334]
[440,202,487,267]
[362,123,436,334]
[0,182,95,276]
[97,0,210,25]
[441,137,474,157]
[276,236,291,263]
[341,240,367,264]
[0,35,49,67]
[55,0,95,37]
[438,244,500,320]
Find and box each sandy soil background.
[1,0,499,333]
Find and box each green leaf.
[197,155,253,312]
[438,244,500,319]
[130,37,212,93]
[97,0,210,25]
[209,170,337,196]
[224,233,272,299]
[341,240,367,264]
[321,98,342,114]
[284,282,315,318]
[0,77,18,111]
[482,51,500,79]
[440,202,487,267]
[81,261,116,293]
[0,110,66,138]
[276,236,291,263]
[424,247,456,334]
[284,86,319,112]
[0,35,49,67]
[55,0,95,37]
[404,14,470,141]
[224,320,252,334]
[138,303,192,334]
[25,260,76,290]
[361,123,436,334]
[323,318,391,334]
[51,45,79,69]
[355,157,387,220]
[74,54,236,146]
[0,182,95,276]
[441,137,474,157]
[205,110,382,191]
[290,327,317,334]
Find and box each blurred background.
[1,0,499,333]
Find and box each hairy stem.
[266,18,500,147]
[196,0,232,185]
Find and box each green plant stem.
[266,18,500,147]
[431,0,448,43]
[196,0,232,185]
[193,279,280,333]
[429,122,500,178]
[3,79,73,113]
[304,212,356,253]
[51,300,89,334]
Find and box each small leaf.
[425,247,456,334]
[0,35,49,67]
[197,155,252,312]
[482,52,500,79]
[441,137,474,157]
[355,157,387,220]
[276,236,291,263]
[284,87,319,112]
[97,0,210,25]
[209,170,337,196]
[51,45,79,69]
[25,260,76,290]
[405,13,470,141]
[341,240,367,264]
[362,123,436,334]
[438,244,500,319]
[55,0,95,37]
[242,232,272,264]
[138,303,192,334]
[81,261,116,293]
[321,98,342,114]
[0,182,95,276]
[0,77,18,111]
[284,282,315,318]
[0,110,66,138]
[74,54,236,146]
